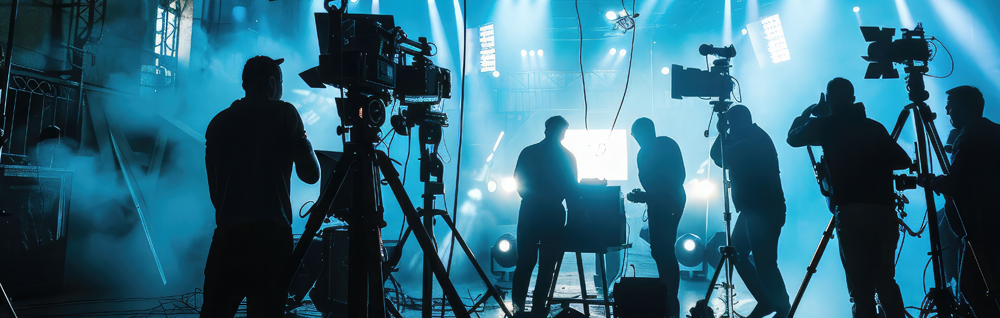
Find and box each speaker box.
[614,277,667,318]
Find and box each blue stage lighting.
[675,233,705,267]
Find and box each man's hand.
[626,188,647,203]
[801,93,826,117]
[717,113,727,135]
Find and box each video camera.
[300,0,451,135]
[670,44,736,102]
[861,23,932,79]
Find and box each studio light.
[742,28,748,35]
[492,71,500,78]
[609,48,617,55]
[487,180,498,193]
[674,233,705,267]
[661,67,670,75]
[619,49,627,57]
[537,50,544,57]
[491,233,518,285]
[501,177,517,193]
[350,0,359,3]
[854,6,861,13]
[521,49,527,57]
[605,11,617,20]
[468,188,483,201]
[529,50,535,56]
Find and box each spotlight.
[521,49,527,57]
[609,48,617,55]
[537,50,544,57]
[468,188,483,201]
[619,49,627,57]
[605,11,617,20]
[674,233,705,267]
[853,6,860,13]
[741,28,748,35]
[501,177,517,193]
[529,50,535,56]
[350,0,359,2]
[492,71,500,78]
[661,67,670,75]
[487,180,498,193]
[491,233,518,285]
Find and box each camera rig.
[289,1,511,318]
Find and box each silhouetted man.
[511,116,578,317]
[787,78,911,318]
[711,105,790,318]
[920,85,1000,316]
[203,56,320,318]
[630,117,685,318]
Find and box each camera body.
[301,6,451,132]
[670,45,736,100]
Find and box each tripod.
[286,92,512,318]
[885,61,979,318]
[690,54,737,318]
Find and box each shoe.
[746,303,776,318]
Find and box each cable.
[924,37,955,79]
[608,0,637,133]
[299,200,315,218]
[445,0,469,274]
[575,0,590,130]
[402,133,412,185]
[731,76,742,103]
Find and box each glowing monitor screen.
[561,129,628,181]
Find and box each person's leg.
[747,212,791,317]
[872,208,905,318]
[512,218,540,314]
[837,206,878,318]
[730,213,773,316]
[246,223,293,318]
[201,227,246,318]
[649,208,681,317]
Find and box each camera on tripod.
[861,23,932,79]
[300,1,451,136]
[670,44,736,109]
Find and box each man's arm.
[787,116,822,147]
[513,149,529,198]
[710,136,723,168]
[287,104,320,184]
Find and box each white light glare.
[619,49,627,57]
[350,0,359,3]
[742,28,748,35]
[502,177,517,193]
[468,188,483,201]
[498,239,511,252]
[609,48,617,55]
[529,50,535,56]
[492,71,500,78]
[487,180,498,193]
[688,178,716,198]
[853,6,860,13]
[605,11,617,20]
[661,67,670,75]
[537,50,544,57]
[521,49,527,57]
[683,239,696,252]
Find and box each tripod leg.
[376,152,471,318]
[288,151,357,282]
[439,214,515,318]
[1,281,15,318]
[788,216,836,318]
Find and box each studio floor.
[8,248,774,318]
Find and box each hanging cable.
[608,0,637,133]
[575,0,590,130]
[446,0,468,274]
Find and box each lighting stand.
[885,61,975,318]
[287,91,512,318]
